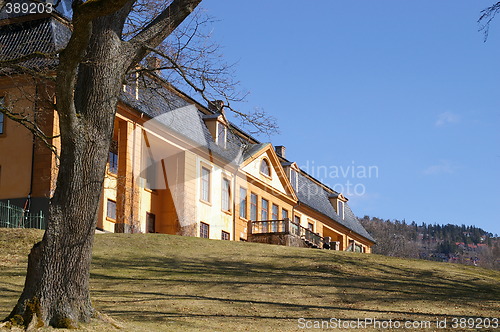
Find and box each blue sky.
[199,1,500,235]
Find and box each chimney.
[275,145,286,158]
[146,56,162,75]
[208,100,224,113]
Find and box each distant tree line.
[359,216,500,270]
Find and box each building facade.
[0,9,374,252]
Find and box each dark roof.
[296,172,375,242]
[0,17,71,71]
[241,143,268,162]
[121,76,247,166]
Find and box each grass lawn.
[1,228,499,331]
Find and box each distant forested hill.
[359,216,500,270]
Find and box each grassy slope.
[1,228,499,331]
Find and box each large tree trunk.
[6,15,128,329]
[4,0,201,328]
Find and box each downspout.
[26,83,39,215]
[291,201,300,224]
[231,167,238,241]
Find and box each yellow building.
[0,10,374,252]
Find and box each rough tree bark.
[5,0,202,328]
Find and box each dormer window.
[260,158,271,177]
[123,72,138,100]
[337,200,344,219]
[329,193,347,219]
[217,122,227,148]
[290,169,298,190]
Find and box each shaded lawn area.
[1,229,499,331]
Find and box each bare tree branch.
[0,106,59,158]
[126,0,202,67]
[478,2,500,41]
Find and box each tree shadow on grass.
[89,249,500,324]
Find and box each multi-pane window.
[217,122,227,148]
[250,193,258,221]
[200,222,209,238]
[201,167,211,202]
[272,204,279,220]
[260,159,270,177]
[0,97,5,135]
[294,215,301,225]
[261,198,269,232]
[221,177,231,211]
[221,231,230,241]
[147,213,156,233]
[239,187,247,219]
[107,200,116,220]
[261,198,269,220]
[337,201,344,219]
[282,209,289,220]
[271,204,279,232]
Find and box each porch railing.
[248,218,324,248]
[0,201,46,230]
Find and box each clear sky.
[199,1,500,235]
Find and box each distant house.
[0,9,374,252]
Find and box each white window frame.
[200,166,211,203]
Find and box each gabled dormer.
[122,72,139,100]
[240,143,297,200]
[328,193,348,219]
[203,100,229,149]
[280,161,299,192]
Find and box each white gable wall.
[241,151,288,196]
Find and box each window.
[221,231,230,241]
[261,198,269,220]
[272,204,279,232]
[200,166,211,202]
[290,169,298,190]
[146,213,156,233]
[123,73,138,99]
[239,187,247,219]
[221,177,231,211]
[217,122,227,148]
[250,193,258,221]
[308,222,314,232]
[348,240,355,252]
[272,204,279,220]
[107,200,116,220]
[108,152,118,174]
[200,222,209,238]
[337,201,344,219]
[282,208,289,220]
[294,215,301,225]
[261,198,269,232]
[260,158,270,177]
[0,97,5,135]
